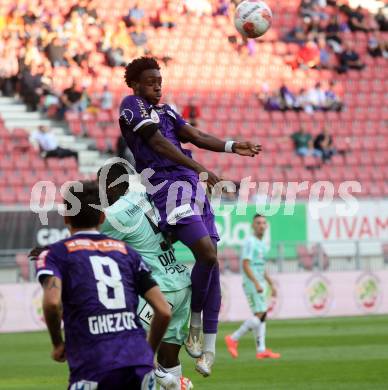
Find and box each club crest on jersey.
[150,109,160,123]
[120,109,134,125]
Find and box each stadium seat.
[297,245,313,271]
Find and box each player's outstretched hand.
[234,142,262,157]
[205,170,220,189]
[52,343,66,362]
[255,281,264,294]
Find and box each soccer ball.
[234,0,272,39]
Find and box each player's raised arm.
[178,123,262,156]
[144,129,220,187]
[41,276,66,362]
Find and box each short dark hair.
[63,181,102,228]
[124,56,160,88]
[253,213,266,220]
[97,162,130,195]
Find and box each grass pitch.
[0,315,387,390]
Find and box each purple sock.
[202,262,221,333]
[190,261,214,312]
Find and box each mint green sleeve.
[100,212,126,241]
[240,237,253,262]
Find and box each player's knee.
[252,316,260,327]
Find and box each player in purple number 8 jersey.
[119,57,261,376]
[34,181,171,389]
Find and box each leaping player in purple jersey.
[119,57,261,376]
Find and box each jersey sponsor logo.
[120,108,134,125]
[158,250,189,275]
[138,301,173,326]
[354,272,381,313]
[138,302,154,326]
[150,109,160,123]
[65,239,128,254]
[136,98,150,118]
[166,204,194,225]
[88,311,137,335]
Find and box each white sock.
[190,311,202,328]
[255,320,266,352]
[203,333,217,354]
[156,364,182,390]
[162,364,182,380]
[231,317,260,341]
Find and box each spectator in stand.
[31,126,78,160]
[58,82,82,118]
[291,127,321,157]
[295,88,314,113]
[367,36,388,58]
[318,35,332,68]
[20,65,44,112]
[99,85,113,111]
[182,100,201,127]
[307,82,326,110]
[337,41,365,73]
[41,90,61,117]
[0,45,18,97]
[347,6,378,33]
[325,14,347,53]
[45,37,67,67]
[105,44,127,67]
[297,40,320,68]
[78,86,91,113]
[314,128,336,161]
[283,22,308,44]
[279,84,297,111]
[130,24,148,51]
[375,6,388,32]
[124,2,145,27]
[300,0,324,19]
[213,0,230,17]
[324,81,343,111]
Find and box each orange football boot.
[224,335,239,358]
[256,349,281,359]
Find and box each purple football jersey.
[119,95,193,177]
[35,232,154,383]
